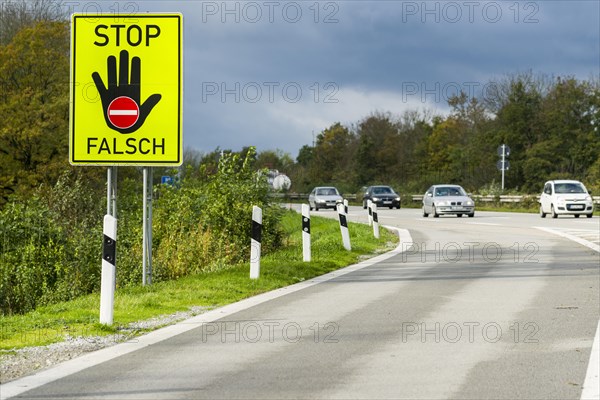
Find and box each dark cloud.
[71,1,600,155]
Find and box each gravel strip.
[0,306,210,384]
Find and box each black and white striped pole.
[343,199,349,214]
[367,200,373,226]
[337,203,352,250]
[100,214,117,325]
[250,206,262,279]
[372,203,380,239]
[301,204,311,262]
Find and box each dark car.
[363,185,401,209]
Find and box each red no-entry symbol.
[107,96,139,129]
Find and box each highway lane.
[5,208,599,399]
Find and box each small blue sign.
[161,176,174,185]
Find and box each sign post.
[70,13,183,322]
[497,144,510,191]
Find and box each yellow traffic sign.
[70,13,183,166]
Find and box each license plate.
[570,205,584,210]
[383,201,392,204]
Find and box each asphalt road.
[4,207,599,400]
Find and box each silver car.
[308,186,343,211]
[422,184,475,218]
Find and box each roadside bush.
[0,172,104,315]
[1,147,285,315]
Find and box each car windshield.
[317,188,339,196]
[555,183,586,194]
[373,187,393,194]
[435,186,466,197]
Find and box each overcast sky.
[72,1,599,158]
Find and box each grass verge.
[0,210,397,350]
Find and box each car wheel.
[539,205,546,218]
[457,214,463,217]
[551,205,558,219]
[389,206,393,209]
[575,214,580,218]
[422,206,429,217]
[363,200,367,209]
[587,213,593,218]
[468,212,475,218]
[433,205,439,218]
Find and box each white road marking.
[1,228,413,400]
[581,320,600,400]
[535,227,600,253]
[534,226,599,400]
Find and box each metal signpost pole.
[501,144,505,191]
[143,168,148,286]
[142,168,153,286]
[148,168,153,285]
[70,13,182,322]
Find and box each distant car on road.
[422,184,475,218]
[362,185,401,209]
[308,186,343,211]
[539,180,594,218]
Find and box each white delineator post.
[100,214,117,325]
[250,206,262,279]
[367,200,373,226]
[372,203,380,239]
[337,203,352,251]
[343,199,349,214]
[301,204,311,262]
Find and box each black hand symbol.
[92,50,161,134]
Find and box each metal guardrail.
[274,193,600,205]
[410,194,600,205]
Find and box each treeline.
[279,76,600,195]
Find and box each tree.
[484,73,545,189]
[0,19,70,203]
[256,149,294,173]
[354,112,399,185]
[309,122,356,187]
[0,0,66,46]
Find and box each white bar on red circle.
[109,110,138,115]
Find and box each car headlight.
[372,197,380,202]
[437,201,449,206]
[465,200,474,206]
[395,197,401,201]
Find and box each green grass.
[0,210,397,350]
